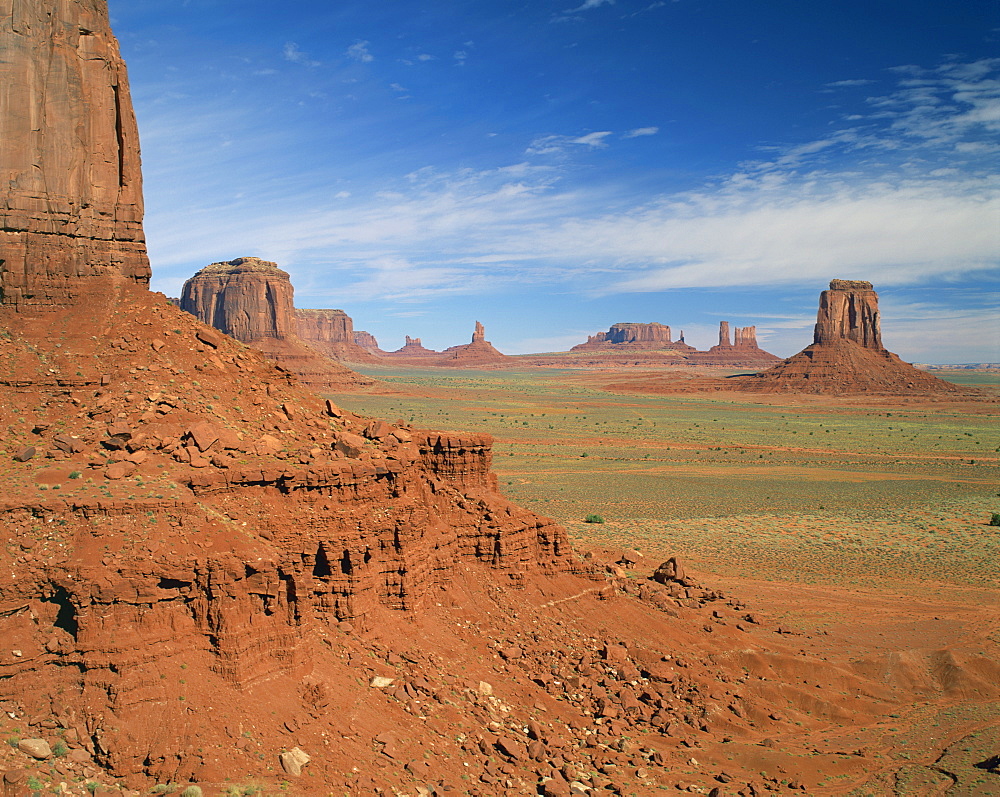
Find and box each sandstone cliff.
[180,258,372,389]
[0,0,151,308]
[295,308,381,363]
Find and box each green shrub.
[990,513,1000,527]
[52,739,69,757]
[584,514,605,524]
[181,787,204,797]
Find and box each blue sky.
[109,0,999,362]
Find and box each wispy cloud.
[568,0,615,11]
[624,126,659,138]
[527,130,613,154]
[346,40,374,62]
[283,42,320,67]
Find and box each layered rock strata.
[0,0,151,308]
[180,258,371,388]
[732,280,959,394]
[0,5,597,786]
[295,309,380,363]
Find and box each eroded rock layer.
[0,0,150,308]
[0,290,577,787]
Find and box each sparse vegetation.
[584,513,605,524]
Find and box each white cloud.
[624,126,659,138]
[346,41,374,62]
[283,42,320,67]
[567,0,615,11]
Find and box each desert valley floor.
[323,364,1000,796]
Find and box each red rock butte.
[570,321,781,368]
[179,257,372,388]
[0,0,151,309]
[730,279,960,394]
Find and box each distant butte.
[728,279,961,394]
[179,257,373,388]
[295,307,381,364]
[439,321,511,366]
[569,320,780,368]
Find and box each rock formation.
[572,322,686,352]
[692,322,781,367]
[565,320,782,367]
[731,280,960,394]
[180,258,371,388]
[385,335,440,358]
[295,308,380,363]
[814,279,881,348]
[353,330,383,354]
[0,0,151,308]
[440,321,511,366]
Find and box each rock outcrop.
[0,0,151,308]
[731,280,960,394]
[814,279,882,348]
[295,309,380,363]
[0,7,580,786]
[180,258,371,388]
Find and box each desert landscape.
[1,2,998,797]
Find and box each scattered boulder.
[13,447,35,462]
[17,738,52,759]
[278,747,310,777]
[653,557,685,585]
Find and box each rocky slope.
[179,258,372,389]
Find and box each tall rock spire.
[0,0,150,308]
